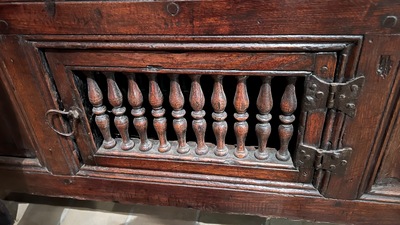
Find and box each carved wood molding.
[31,35,364,187]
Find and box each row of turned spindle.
[85,72,297,161]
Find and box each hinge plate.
[296,144,352,175]
[303,75,365,117]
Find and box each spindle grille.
[73,71,304,165]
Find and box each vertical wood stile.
[169,74,190,154]
[233,76,249,158]
[104,72,134,150]
[148,73,171,152]
[189,74,208,155]
[276,77,297,161]
[211,75,228,156]
[86,73,116,149]
[126,73,153,151]
[255,76,273,160]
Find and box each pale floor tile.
[302,221,339,225]
[269,218,340,225]
[14,203,65,225]
[269,218,303,225]
[197,211,266,225]
[60,207,130,225]
[69,201,115,212]
[8,200,341,225]
[14,203,29,224]
[109,203,135,215]
[125,204,198,225]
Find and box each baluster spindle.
[255,77,273,160]
[148,73,171,153]
[169,74,190,154]
[104,72,134,150]
[126,73,153,151]
[277,77,297,161]
[86,73,116,149]
[211,75,228,156]
[233,76,249,158]
[189,74,208,155]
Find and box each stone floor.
[1,197,340,225]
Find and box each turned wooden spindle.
[86,73,116,149]
[255,77,273,160]
[276,77,297,161]
[189,74,208,155]
[233,76,249,158]
[148,73,171,153]
[211,75,228,156]
[126,73,152,151]
[169,74,190,154]
[104,72,134,150]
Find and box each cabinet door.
[0,36,80,175]
[19,34,383,198]
[356,35,400,202]
[369,99,400,202]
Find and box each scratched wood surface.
[0,1,399,224]
[1,170,400,225]
[0,1,399,35]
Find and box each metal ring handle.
[45,107,81,137]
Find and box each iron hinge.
[296,144,351,175]
[303,75,365,117]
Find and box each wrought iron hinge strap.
[303,75,365,117]
[296,144,351,175]
[326,85,337,109]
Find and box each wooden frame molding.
[1,169,399,225]
[1,1,400,222]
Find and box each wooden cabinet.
[0,1,399,224]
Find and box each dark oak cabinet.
[0,1,399,224]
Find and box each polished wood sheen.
[277,77,297,161]
[233,76,249,158]
[126,73,152,152]
[1,1,400,224]
[169,74,190,154]
[104,72,134,150]
[86,73,116,149]
[211,75,228,156]
[189,74,208,155]
[255,77,273,160]
[148,73,171,153]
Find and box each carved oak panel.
[37,35,362,186]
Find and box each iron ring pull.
[45,107,82,137]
